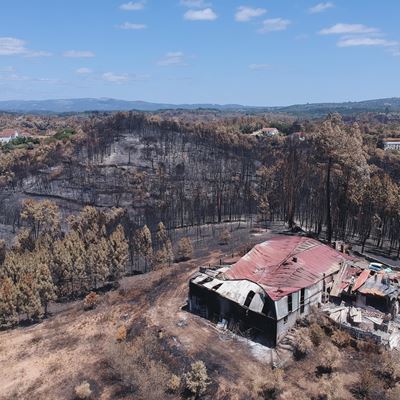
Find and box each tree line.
[0,199,186,327]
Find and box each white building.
[0,129,20,144]
[383,138,400,151]
[250,127,279,138]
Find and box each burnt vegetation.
[1,109,400,399]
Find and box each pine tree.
[108,224,129,281]
[0,277,18,326]
[155,222,174,266]
[176,237,193,262]
[35,254,56,316]
[133,225,153,272]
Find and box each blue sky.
[0,0,399,105]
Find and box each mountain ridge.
[0,97,400,115]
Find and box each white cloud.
[158,51,188,66]
[319,23,379,35]
[118,22,147,30]
[249,64,271,70]
[0,37,51,57]
[102,72,150,83]
[180,0,210,8]
[309,2,334,14]
[25,50,52,58]
[119,1,145,11]
[0,37,27,55]
[235,6,266,22]
[102,72,130,83]
[63,50,95,58]
[184,8,217,21]
[337,37,398,47]
[0,66,15,72]
[76,67,93,74]
[0,73,29,81]
[258,18,291,33]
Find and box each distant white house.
[250,127,279,138]
[383,138,400,151]
[0,129,20,144]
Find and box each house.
[250,127,279,138]
[289,131,306,142]
[382,138,400,151]
[188,236,357,346]
[0,129,20,144]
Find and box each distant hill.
[0,98,254,114]
[0,97,400,116]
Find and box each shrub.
[316,342,341,374]
[83,292,98,311]
[175,237,193,262]
[331,329,351,348]
[167,374,182,393]
[379,352,400,382]
[252,368,284,400]
[116,325,127,342]
[107,332,170,399]
[74,381,92,399]
[293,328,313,360]
[184,361,210,397]
[352,369,386,399]
[309,323,325,346]
[219,229,231,245]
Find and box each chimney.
[292,257,298,262]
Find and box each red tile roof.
[0,129,18,138]
[226,236,354,301]
[383,138,400,142]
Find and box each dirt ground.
[0,228,276,400]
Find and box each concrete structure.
[383,138,400,151]
[0,129,20,144]
[189,236,356,346]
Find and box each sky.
[0,0,399,106]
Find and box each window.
[212,283,222,291]
[244,291,255,308]
[300,288,305,314]
[288,294,293,313]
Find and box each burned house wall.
[276,281,324,342]
[189,281,277,345]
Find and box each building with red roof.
[0,129,20,144]
[189,235,357,345]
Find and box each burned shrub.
[293,328,313,360]
[74,381,92,399]
[330,329,351,348]
[252,368,284,400]
[316,342,341,375]
[184,361,210,397]
[167,374,182,394]
[106,332,171,400]
[309,323,325,347]
[83,292,98,311]
[116,325,127,342]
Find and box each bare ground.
[0,229,276,400]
